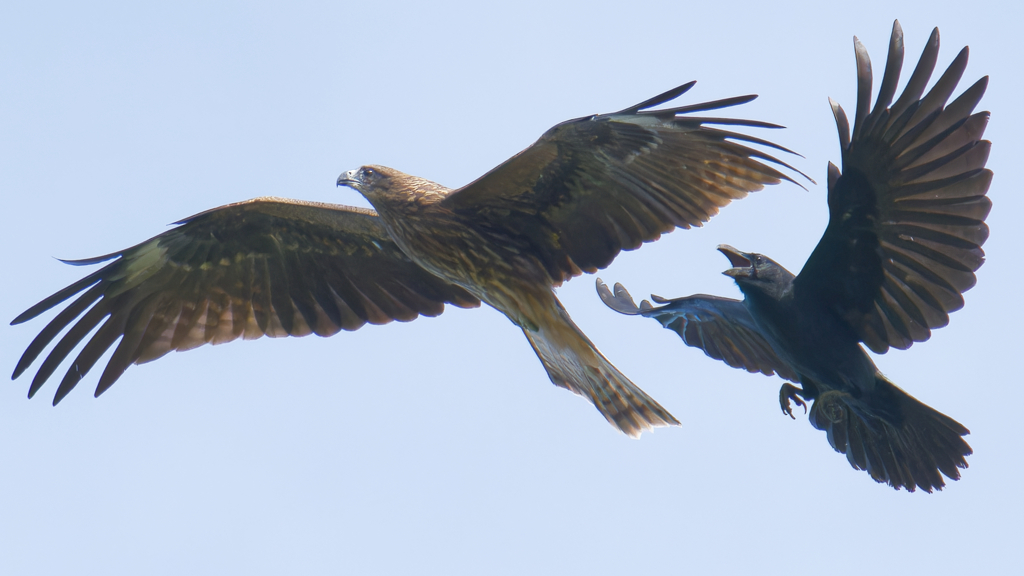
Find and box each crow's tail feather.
[809,376,970,492]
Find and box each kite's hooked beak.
[718,244,755,279]
[336,169,363,189]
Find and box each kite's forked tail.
[522,295,679,437]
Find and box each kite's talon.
[779,383,807,419]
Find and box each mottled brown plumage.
[13,82,801,436]
[12,198,482,404]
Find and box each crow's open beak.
[718,244,754,279]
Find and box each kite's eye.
[363,167,376,177]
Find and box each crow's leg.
[779,383,807,419]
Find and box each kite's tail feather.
[523,298,679,437]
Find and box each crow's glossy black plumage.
[598,21,991,491]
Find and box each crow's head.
[718,244,793,298]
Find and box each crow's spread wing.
[596,279,799,382]
[795,22,991,353]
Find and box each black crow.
[598,21,991,488]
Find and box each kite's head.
[337,165,446,209]
[336,165,397,202]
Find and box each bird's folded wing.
[596,279,799,382]
[11,197,480,404]
[794,21,992,353]
[442,82,808,283]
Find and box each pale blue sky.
[2,1,1020,574]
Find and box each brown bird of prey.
[12,82,801,437]
[599,21,990,483]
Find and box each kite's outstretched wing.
[795,21,992,353]
[12,197,479,404]
[444,83,809,283]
